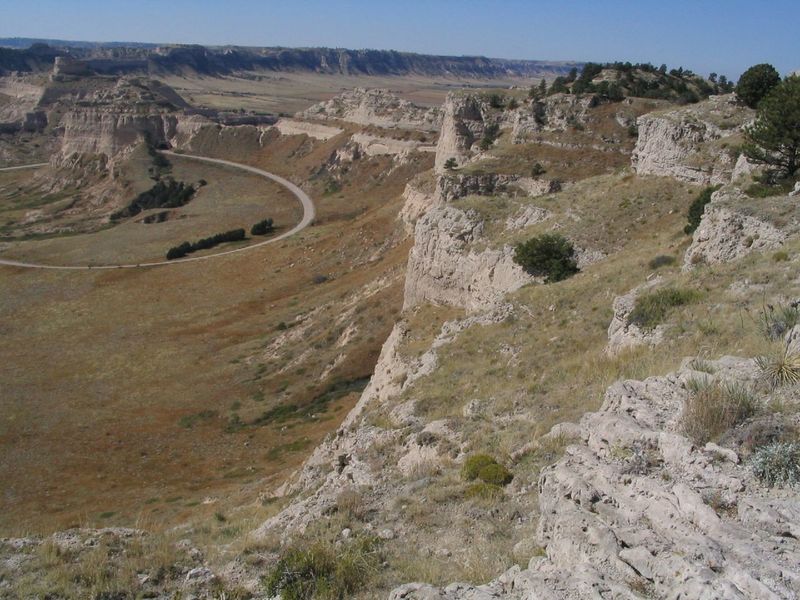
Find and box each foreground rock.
[393,355,800,599]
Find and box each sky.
[1,0,798,79]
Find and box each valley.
[1,36,799,600]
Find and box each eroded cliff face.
[403,205,531,312]
[682,187,797,271]
[298,88,442,131]
[53,78,202,168]
[392,354,800,600]
[434,93,488,173]
[631,94,753,185]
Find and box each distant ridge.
[0,39,580,79]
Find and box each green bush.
[443,157,457,170]
[251,218,274,236]
[166,228,246,260]
[112,178,195,220]
[530,162,547,177]
[735,63,781,108]
[513,233,579,283]
[477,463,513,486]
[628,287,700,330]
[684,186,720,234]
[461,454,513,488]
[461,454,497,481]
[263,537,381,600]
[648,255,676,269]
[750,442,800,487]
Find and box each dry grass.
[0,128,417,536]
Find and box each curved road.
[0,153,315,270]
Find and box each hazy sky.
[1,0,798,78]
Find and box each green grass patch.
[628,287,701,331]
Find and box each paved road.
[0,153,315,270]
[0,162,49,172]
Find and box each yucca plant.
[755,344,800,388]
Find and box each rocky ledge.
[393,354,800,599]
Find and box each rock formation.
[434,94,488,173]
[683,190,790,271]
[273,118,343,140]
[392,355,800,599]
[298,88,442,130]
[605,279,665,356]
[632,94,753,184]
[403,205,531,312]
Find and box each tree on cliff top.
[736,63,781,108]
[744,75,800,178]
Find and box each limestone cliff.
[632,94,753,184]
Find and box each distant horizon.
[2,1,799,79]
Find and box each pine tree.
[743,76,800,178]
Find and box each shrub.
[443,157,457,170]
[465,482,504,500]
[627,287,700,330]
[757,301,800,341]
[680,381,758,445]
[513,233,579,283]
[755,344,800,388]
[263,537,381,600]
[530,162,547,177]
[461,454,497,481]
[112,178,195,220]
[479,123,500,151]
[166,228,246,260]
[251,218,274,236]
[648,255,676,269]
[773,251,790,262]
[735,63,781,109]
[461,454,513,487]
[745,180,796,198]
[750,442,800,487]
[684,186,720,234]
[477,463,513,486]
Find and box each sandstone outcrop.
[434,94,488,173]
[683,193,789,271]
[351,132,436,157]
[298,88,441,131]
[403,205,531,312]
[392,355,800,599]
[511,93,598,142]
[605,279,665,356]
[273,117,343,140]
[632,94,753,184]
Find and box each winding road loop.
[0,153,315,270]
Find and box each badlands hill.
[1,61,800,599]
[0,40,580,79]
